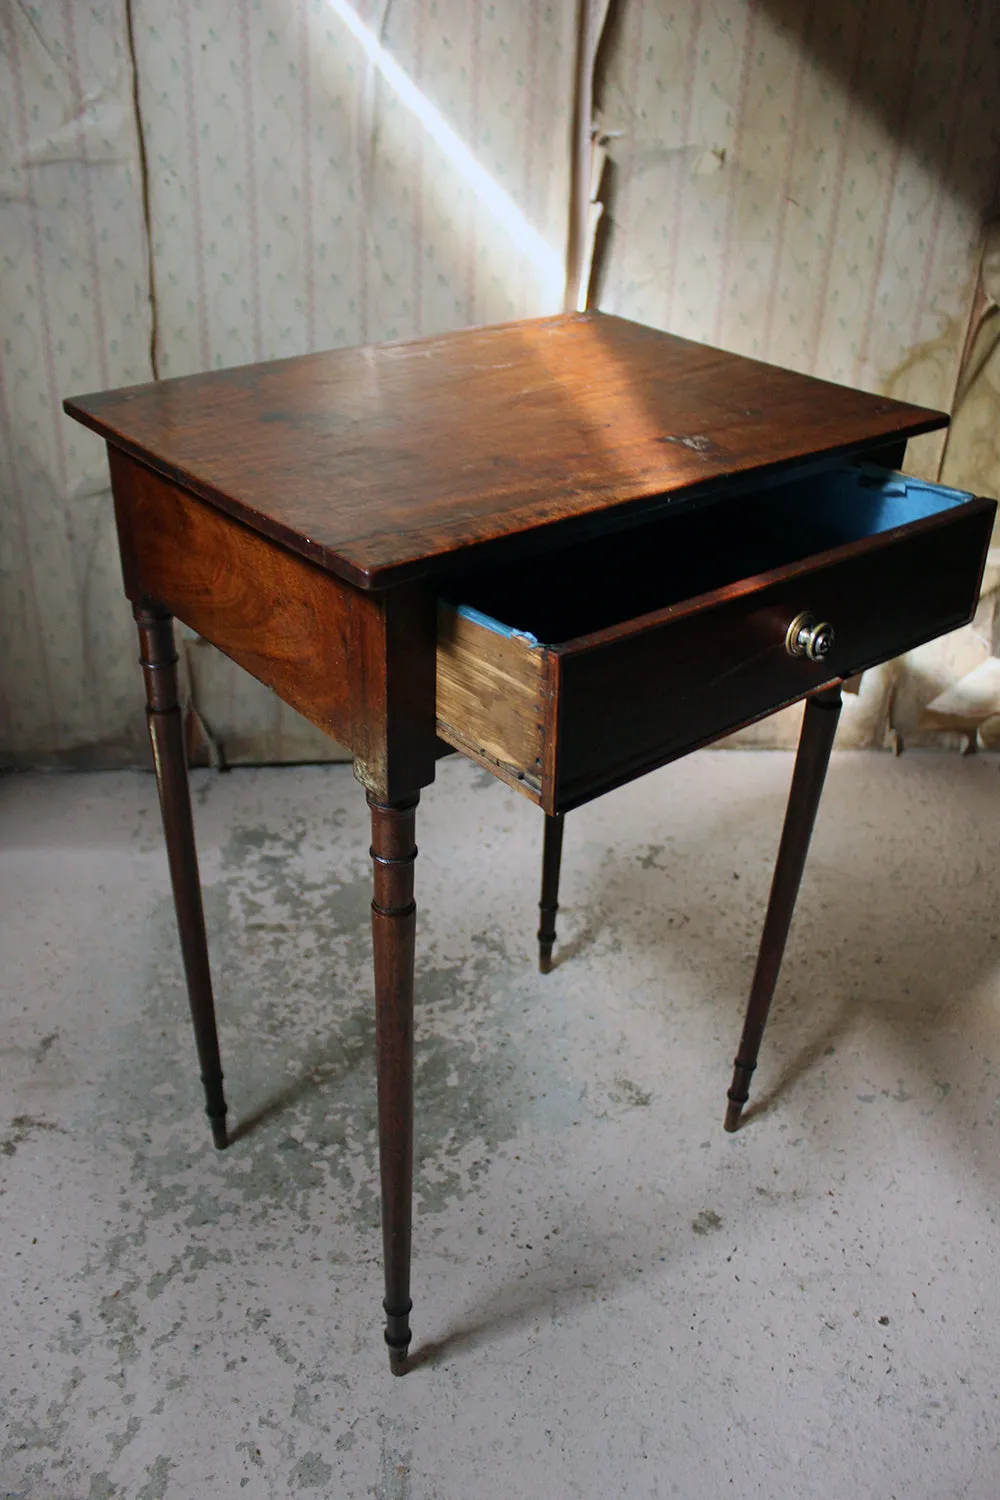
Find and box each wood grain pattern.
[67,313,949,590]
[537,812,565,974]
[434,602,546,799]
[110,448,437,801]
[111,446,355,737]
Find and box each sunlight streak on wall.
[326,0,566,310]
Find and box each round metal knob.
[785,611,835,662]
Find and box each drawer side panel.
[435,602,546,801]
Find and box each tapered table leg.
[135,607,228,1149]
[537,812,565,973]
[368,793,418,1375]
[724,686,842,1132]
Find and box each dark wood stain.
[134,607,228,1149]
[433,490,994,814]
[724,687,844,1132]
[550,497,994,811]
[537,813,565,973]
[368,794,419,1375]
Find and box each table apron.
[108,446,437,800]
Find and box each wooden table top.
[65,312,947,591]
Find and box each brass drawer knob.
[785,611,835,662]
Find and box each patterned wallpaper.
[1,0,999,763]
[0,0,154,763]
[0,0,575,763]
[134,0,574,378]
[594,0,1000,746]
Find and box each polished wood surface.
[725,686,844,1132]
[66,313,947,590]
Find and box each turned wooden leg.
[725,686,842,1132]
[537,812,565,974]
[368,793,418,1375]
[135,607,228,1149]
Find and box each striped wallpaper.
[0,0,575,763]
[598,0,1000,472]
[134,0,573,379]
[596,0,1000,747]
[1,0,998,763]
[0,0,154,763]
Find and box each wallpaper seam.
[124,0,160,380]
[179,0,211,369]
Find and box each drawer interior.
[444,465,974,644]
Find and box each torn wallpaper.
[592,0,1000,748]
[2,0,999,764]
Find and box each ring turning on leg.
[537,813,565,973]
[368,793,419,1373]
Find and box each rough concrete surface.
[2,751,999,1499]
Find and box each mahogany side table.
[65,313,995,1373]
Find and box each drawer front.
[553,500,995,810]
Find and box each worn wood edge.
[318,426,956,591]
[353,586,438,804]
[435,601,546,778]
[434,722,543,805]
[539,652,562,817]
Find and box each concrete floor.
[2,750,999,1499]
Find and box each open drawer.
[435,466,996,814]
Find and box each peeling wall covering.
[593,0,1000,747]
[2,0,1000,765]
